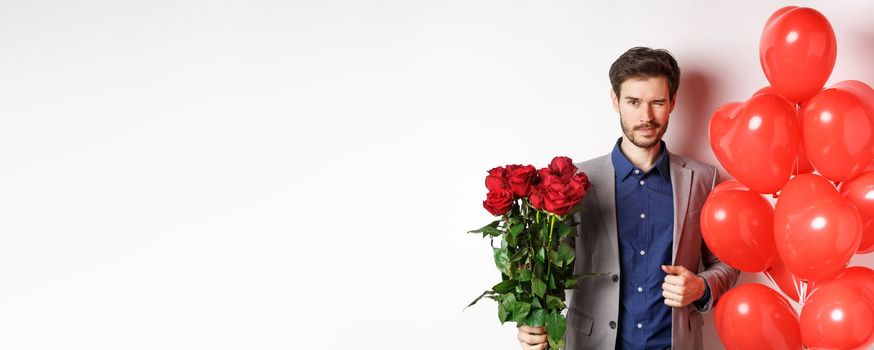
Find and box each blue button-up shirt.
[611,138,674,350]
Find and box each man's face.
[611,76,675,149]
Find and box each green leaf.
[524,308,547,327]
[510,249,527,263]
[513,301,531,322]
[535,247,546,263]
[509,222,524,237]
[504,231,517,246]
[563,276,580,289]
[556,221,572,239]
[530,297,542,309]
[529,222,541,238]
[555,243,575,267]
[534,261,546,277]
[493,279,518,294]
[468,220,502,236]
[544,295,566,310]
[564,272,611,289]
[494,248,511,276]
[532,277,546,298]
[545,312,567,347]
[464,290,496,309]
[517,269,532,282]
[498,302,509,323]
[501,294,516,314]
[550,338,566,350]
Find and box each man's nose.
[641,105,655,121]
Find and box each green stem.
[526,202,533,264]
[546,214,555,282]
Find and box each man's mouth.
[635,124,659,131]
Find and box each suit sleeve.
[695,169,739,312]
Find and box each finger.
[662,289,684,302]
[664,274,686,286]
[518,332,547,345]
[662,282,684,295]
[529,342,548,350]
[664,297,682,308]
[519,325,546,335]
[661,265,680,275]
[662,265,691,276]
[522,343,548,350]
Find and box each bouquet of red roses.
[467,156,594,350]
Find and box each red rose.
[547,156,577,181]
[485,166,510,192]
[506,164,536,197]
[530,159,592,216]
[542,177,575,215]
[572,172,592,199]
[528,186,545,210]
[504,164,522,173]
[483,189,514,216]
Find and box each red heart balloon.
[702,180,776,272]
[840,171,874,253]
[711,178,751,194]
[802,81,874,182]
[760,7,836,103]
[800,274,874,349]
[752,86,817,176]
[774,174,863,282]
[715,283,803,350]
[816,266,874,304]
[709,94,800,194]
[752,85,779,98]
[764,6,799,28]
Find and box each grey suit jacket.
[564,152,739,350]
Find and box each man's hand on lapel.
[660,265,705,308]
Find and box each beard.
[620,114,667,149]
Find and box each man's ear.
[610,88,620,113]
[669,92,678,113]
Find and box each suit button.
[609,321,617,329]
[612,274,619,282]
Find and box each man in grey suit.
[517,47,738,350]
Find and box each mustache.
[634,122,661,130]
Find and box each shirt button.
[637,287,643,292]
[640,250,646,256]
[634,169,640,174]
[637,323,643,329]
[609,321,617,329]
[640,213,646,219]
[639,180,645,186]
[612,274,619,282]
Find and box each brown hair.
[609,47,680,100]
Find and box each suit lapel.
[669,153,692,264]
[589,155,619,265]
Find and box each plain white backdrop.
[1,1,873,349]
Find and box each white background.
[1,1,873,349]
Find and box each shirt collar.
[610,138,671,182]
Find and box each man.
[517,47,738,350]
